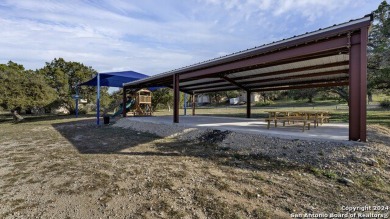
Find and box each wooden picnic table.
[264,110,330,131]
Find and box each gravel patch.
[113,118,380,173]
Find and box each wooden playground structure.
[128,89,153,116]
[104,88,153,117]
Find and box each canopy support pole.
[184,93,187,115]
[96,73,100,125]
[122,87,127,117]
[173,74,180,123]
[246,91,251,118]
[192,94,195,116]
[75,85,79,118]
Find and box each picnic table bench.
[265,110,330,132]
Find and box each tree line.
[0,58,110,116]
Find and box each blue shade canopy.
[79,70,149,88]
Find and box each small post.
[96,73,100,125]
[75,86,79,118]
[122,87,127,117]
[246,90,251,118]
[173,74,180,123]
[184,93,187,116]
[192,94,196,116]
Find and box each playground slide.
[111,99,135,117]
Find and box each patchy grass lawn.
[154,104,390,128]
[0,113,390,218]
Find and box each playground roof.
[79,70,149,88]
[123,15,372,94]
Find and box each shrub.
[254,101,273,107]
[380,99,390,108]
[78,108,89,115]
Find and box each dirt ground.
[0,117,389,219]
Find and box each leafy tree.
[38,58,109,113]
[368,0,390,94]
[287,88,319,103]
[326,87,349,103]
[224,90,240,99]
[151,88,189,111]
[0,61,56,111]
[259,91,281,103]
[207,91,227,104]
[152,88,174,111]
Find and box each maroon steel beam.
[221,76,247,91]
[246,91,251,118]
[192,77,348,93]
[125,49,347,89]
[180,60,349,89]
[122,87,127,118]
[246,77,349,90]
[164,84,193,95]
[244,69,349,85]
[252,81,349,92]
[349,29,368,141]
[193,80,349,94]
[192,77,347,94]
[193,87,238,94]
[184,69,349,91]
[180,49,344,82]
[191,94,196,116]
[184,82,239,91]
[231,60,349,81]
[173,74,180,123]
[180,37,349,80]
[360,29,368,142]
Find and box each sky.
[0,0,383,76]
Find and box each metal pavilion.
[123,15,372,142]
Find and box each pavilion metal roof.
[123,14,372,94]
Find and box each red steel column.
[122,87,127,117]
[246,91,251,118]
[191,94,196,116]
[349,28,368,141]
[173,74,180,123]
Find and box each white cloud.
[0,0,382,77]
[273,0,352,22]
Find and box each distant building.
[197,94,210,104]
[196,92,261,105]
[238,92,261,103]
[51,106,70,115]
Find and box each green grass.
[1,97,389,130]
[372,93,390,102]
[154,102,390,128]
[308,167,339,179]
[354,174,390,193]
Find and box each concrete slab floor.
[127,115,349,142]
